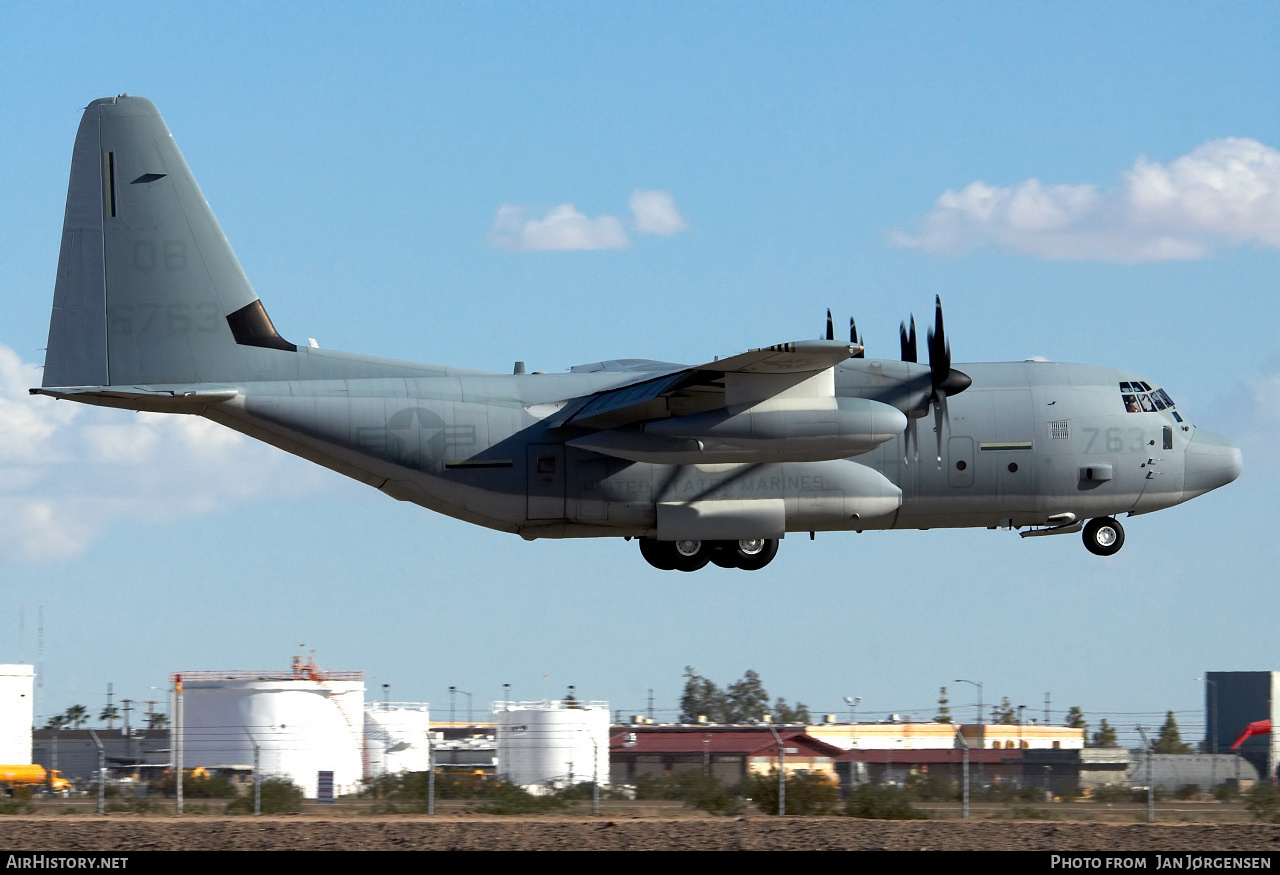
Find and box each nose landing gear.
[1082,517,1125,556]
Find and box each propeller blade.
[850,317,864,358]
[899,317,917,363]
[933,388,948,465]
[826,309,834,341]
[926,296,972,398]
[927,295,951,390]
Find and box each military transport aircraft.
[33,96,1243,571]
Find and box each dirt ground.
[5,815,1280,851]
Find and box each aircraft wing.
[556,340,861,430]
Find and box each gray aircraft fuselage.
[33,96,1243,570]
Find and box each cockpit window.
[1119,382,1177,415]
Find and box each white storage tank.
[0,665,35,765]
[176,659,364,798]
[496,700,609,788]
[364,702,431,779]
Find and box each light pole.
[843,696,861,724]
[1198,676,1219,794]
[954,679,985,788]
[452,687,473,725]
[1137,725,1155,823]
[88,728,104,814]
[954,725,970,819]
[245,729,261,815]
[759,721,786,816]
[954,679,983,724]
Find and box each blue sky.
[2,3,1278,744]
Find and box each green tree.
[1244,783,1280,823]
[226,777,305,814]
[772,698,811,724]
[99,704,121,729]
[726,670,770,723]
[680,666,728,723]
[1091,718,1118,747]
[1065,706,1087,732]
[43,714,69,730]
[845,783,928,820]
[146,712,169,730]
[992,697,1017,725]
[750,770,838,816]
[1154,711,1192,754]
[935,687,952,724]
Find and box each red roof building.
[609,726,844,785]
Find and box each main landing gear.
[1082,517,1125,556]
[639,538,779,571]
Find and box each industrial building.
[609,725,844,785]
[497,699,610,788]
[0,665,34,766]
[364,702,431,779]
[32,729,170,786]
[1205,671,1280,781]
[806,720,1084,751]
[175,658,365,798]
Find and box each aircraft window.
[537,456,557,474]
[955,460,967,471]
[1119,383,1179,414]
[1172,411,1183,423]
[1163,426,1173,450]
[1008,462,1018,473]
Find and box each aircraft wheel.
[734,538,779,571]
[671,539,712,572]
[1082,517,1125,556]
[709,544,738,568]
[638,538,678,570]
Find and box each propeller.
[925,295,972,464]
[827,309,865,357]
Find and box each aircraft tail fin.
[43,95,296,389]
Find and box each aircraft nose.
[1182,429,1243,500]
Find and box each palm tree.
[99,704,121,729]
[64,705,89,729]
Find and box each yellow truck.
[0,764,72,794]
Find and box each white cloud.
[489,190,688,251]
[489,203,630,251]
[0,345,328,562]
[892,138,1280,261]
[629,190,689,236]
